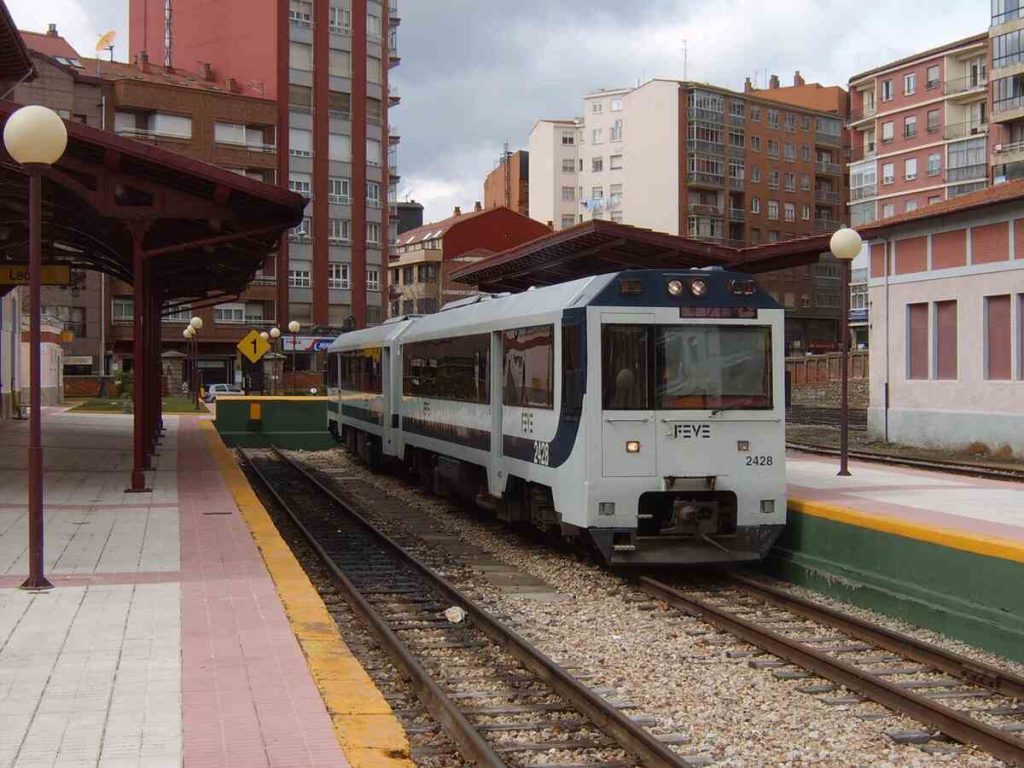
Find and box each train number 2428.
[745,455,774,466]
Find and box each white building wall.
[528,120,579,230]
[577,89,630,224]
[19,320,64,407]
[621,80,681,235]
[867,254,1024,453]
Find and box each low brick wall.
[64,376,117,398]
[786,352,868,387]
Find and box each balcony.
[815,160,842,175]
[943,120,988,140]
[946,163,987,183]
[814,190,840,204]
[993,140,1024,165]
[813,218,841,233]
[815,132,841,146]
[850,184,877,202]
[728,177,744,190]
[687,106,724,123]
[250,275,277,287]
[849,103,877,122]
[686,172,724,188]
[943,73,987,97]
[687,139,724,155]
[851,143,876,163]
[389,0,400,24]
[687,203,723,216]
[388,86,400,106]
[848,307,869,323]
[727,207,745,221]
[729,113,744,127]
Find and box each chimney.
[136,50,149,73]
[46,23,58,37]
[744,76,753,93]
[225,77,238,93]
[453,205,462,217]
[201,62,214,82]
[769,74,780,89]
[793,70,805,87]
[474,201,482,212]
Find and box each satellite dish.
[95,30,116,52]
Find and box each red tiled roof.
[397,206,495,245]
[858,181,1024,238]
[20,29,80,60]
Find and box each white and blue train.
[326,268,786,566]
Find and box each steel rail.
[727,572,1024,699]
[249,447,694,768]
[240,449,506,768]
[786,442,1024,483]
[639,576,1024,767]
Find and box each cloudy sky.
[9,0,983,222]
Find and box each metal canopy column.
[128,225,151,493]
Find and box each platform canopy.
[449,219,837,293]
[0,98,305,302]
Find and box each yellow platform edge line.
[789,497,1024,565]
[200,420,414,768]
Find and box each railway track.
[240,446,695,768]
[640,573,1024,766]
[786,441,1024,482]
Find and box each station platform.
[780,452,1024,662]
[0,409,409,768]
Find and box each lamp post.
[269,326,281,394]
[288,320,300,395]
[829,226,863,477]
[259,331,270,393]
[3,105,68,591]
[182,327,194,401]
[189,316,203,409]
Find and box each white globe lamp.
[829,227,862,261]
[3,105,68,167]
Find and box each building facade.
[848,34,990,227]
[990,1,1024,182]
[860,182,1024,454]
[389,205,549,315]
[483,148,529,216]
[129,0,400,330]
[395,200,424,234]
[528,76,849,353]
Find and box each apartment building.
[389,205,549,316]
[129,0,400,329]
[990,1,1024,181]
[528,76,849,353]
[483,149,529,216]
[847,34,990,227]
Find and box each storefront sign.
[0,264,71,285]
[282,335,335,352]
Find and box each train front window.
[601,325,652,410]
[656,325,772,410]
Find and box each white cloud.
[6,0,102,57]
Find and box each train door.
[489,329,503,493]
[599,314,656,477]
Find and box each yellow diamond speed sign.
[238,329,270,364]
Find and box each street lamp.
[182,327,194,400]
[259,331,270,394]
[288,320,300,395]
[189,316,203,409]
[269,326,281,395]
[4,104,68,591]
[829,226,863,478]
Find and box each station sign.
[281,335,335,353]
[237,329,271,364]
[0,264,71,285]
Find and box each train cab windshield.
[602,324,773,411]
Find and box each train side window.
[327,354,339,388]
[562,321,584,418]
[339,348,382,394]
[502,325,554,409]
[601,324,652,410]
[402,334,489,403]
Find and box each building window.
[882,203,895,218]
[290,217,312,241]
[328,218,350,242]
[751,166,761,183]
[881,79,893,101]
[328,263,350,289]
[994,28,1024,68]
[801,144,811,161]
[328,176,350,203]
[903,115,917,139]
[215,122,273,150]
[882,162,895,184]
[993,73,1024,113]
[329,6,351,34]
[610,120,623,141]
[926,64,940,89]
[610,154,623,170]
[591,101,603,114]
[591,186,604,200]
[417,263,438,283]
[783,203,795,222]
[288,269,311,288]
[112,297,134,323]
[592,128,603,144]
[927,152,941,176]
[986,295,1012,380]
[935,301,957,379]
[609,183,623,205]
[904,157,918,180]
[751,135,761,152]
[592,157,604,172]
[800,174,811,191]
[784,113,795,132]
[561,158,575,173]
[560,214,576,228]
[767,109,779,128]
[927,109,940,133]
[561,132,574,145]
[905,200,918,212]
[907,302,929,379]
[214,303,245,324]
[401,266,413,284]
[367,222,381,244]
[750,105,760,121]
[503,325,554,409]
[801,204,810,220]
[288,41,312,70]
[367,269,380,291]
[767,139,779,158]
[904,73,916,95]
[767,200,779,220]
[729,130,744,148]
[768,170,779,189]
[610,98,623,111]
[783,142,796,161]
[329,133,352,162]
[881,121,894,143]
[561,186,575,201]
[288,173,312,196]
[289,0,312,25]
[163,304,189,323]
[751,197,761,214]
[784,172,795,192]
[928,194,942,205]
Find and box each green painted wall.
[214,398,335,450]
[766,510,1024,662]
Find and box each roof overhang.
[0,1,36,94]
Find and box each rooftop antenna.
[95,30,116,68]
[502,141,512,209]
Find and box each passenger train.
[325,269,786,566]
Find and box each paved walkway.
[0,410,349,767]
[787,452,1024,546]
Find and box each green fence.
[213,396,334,450]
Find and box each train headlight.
[689,279,708,297]
[666,279,684,297]
[625,440,641,453]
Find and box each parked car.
[203,383,243,402]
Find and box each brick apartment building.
[15,25,282,383]
[528,74,850,353]
[389,205,549,315]
[129,0,400,330]
[990,3,1024,181]
[483,149,529,216]
[848,34,989,227]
